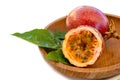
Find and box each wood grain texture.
[39,14,120,80]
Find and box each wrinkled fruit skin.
[66,6,109,35]
[62,26,104,67]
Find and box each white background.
[0,0,120,80]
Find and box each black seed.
[75,51,80,57]
[82,59,87,63]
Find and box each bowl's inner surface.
[44,15,120,68]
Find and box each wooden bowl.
[39,14,120,80]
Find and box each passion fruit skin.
[62,26,104,67]
[66,6,109,35]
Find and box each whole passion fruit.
[66,6,109,35]
[62,26,104,67]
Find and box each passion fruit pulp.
[62,26,104,67]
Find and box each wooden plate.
[39,14,120,80]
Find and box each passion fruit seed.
[62,26,103,67]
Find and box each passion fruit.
[62,26,104,67]
[66,6,109,35]
[66,5,120,40]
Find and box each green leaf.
[45,49,70,65]
[12,29,60,49]
[54,30,66,40]
[12,29,70,65]
[53,30,66,48]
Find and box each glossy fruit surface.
[62,26,104,67]
[66,6,109,35]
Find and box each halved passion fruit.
[62,26,104,67]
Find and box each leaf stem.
[103,19,120,41]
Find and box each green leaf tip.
[45,49,70,65]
